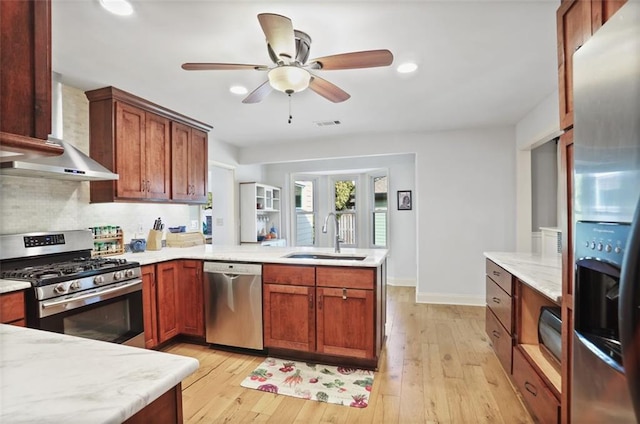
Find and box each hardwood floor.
[163,286,533,423]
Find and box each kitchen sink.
[284,253,366,261]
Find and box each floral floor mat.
[240,357,375,408]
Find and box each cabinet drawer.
[316,267,375,290]
[486,259,512,295]
[486,276,513,334]
[0,291,25,323]
[263,264,315,286]
[485,307,513,373]
[512,347,560,424]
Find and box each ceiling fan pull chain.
[288,93,293,124]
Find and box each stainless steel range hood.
[0,75,118,181]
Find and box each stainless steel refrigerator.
[572,2,640,422]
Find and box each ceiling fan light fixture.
[98,0,134,16]
[268,66,310,93]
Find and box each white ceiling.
[52,0,559,148]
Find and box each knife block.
[146,229,163,251]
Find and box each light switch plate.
[190,220,198,229]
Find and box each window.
[294,180,315,246]
[372,175,388,247]
[333,178,356,246]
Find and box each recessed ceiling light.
[99,0,134,16]
[230,85,248,95]
[397,62,418,74]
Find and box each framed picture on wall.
[397,190,412,210]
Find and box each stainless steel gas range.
[0,230,145,347]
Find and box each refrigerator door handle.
[619,198,640,421]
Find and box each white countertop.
[115,244,388,267]
[0,245,388,295]
[0,324,198,424]
[484,251,562,303]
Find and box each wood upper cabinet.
[112,103,170,200]
[156,261,180,343]
[179,260,205,337]
[171,122,208,203]
[141,264,159,349]
[263,283,316,352]
[86,86,211,204]
[0,0,63,159]
[557,0,627,130]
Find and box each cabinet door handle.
[146,180,151,192]
[310,293,315,309]
[342,288,347,300]
[524,382,538,397]
[492,297,501,304]
[492,330,501,339]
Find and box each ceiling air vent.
[314,120,341,127]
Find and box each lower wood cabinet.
[0,290,26,326]
[485,307,513,373]
[179,260,204,337]
[142,260,204,348]
[142,265,159,348]
[316,286,374,359]
[513,347,560,424]
[263,283,316,351]
[263,264,380,365]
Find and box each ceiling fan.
[181,13,394,104]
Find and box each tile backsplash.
[0,84,198,239]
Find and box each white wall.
[207,164,236,245]
[515,89,562,251]
[238,127,516,304]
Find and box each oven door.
[35,279,145,348]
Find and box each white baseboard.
[387,278,416,287]
[415,292,485,306]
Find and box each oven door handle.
[40,279,142,318]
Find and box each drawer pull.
[524,381,538,397]
[492,330,501,339]
[492,270,500,277]
[492,297,501,304]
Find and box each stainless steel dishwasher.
[203,262,263,350]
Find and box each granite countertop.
[0,324,198,424]
[484,251,562,303]
[0,245,388,294]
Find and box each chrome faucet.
[322,212,341,253]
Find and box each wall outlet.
[190,220,198,230]
[216,218,224,226]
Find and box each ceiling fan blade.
[308,75,350,103]
[258,13,296,62]
[182,63,268,71]
[307,49,394,70]
[242,80,273,104]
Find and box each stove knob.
[54,283,66,294]
[605,244,612,253]
[125,269,135,278]
[590,242,596,249]
[615,246,622,254]
[69,280,81,290]
[597,243,603,251]
[94,275,105,285]
[113,271,124,281]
